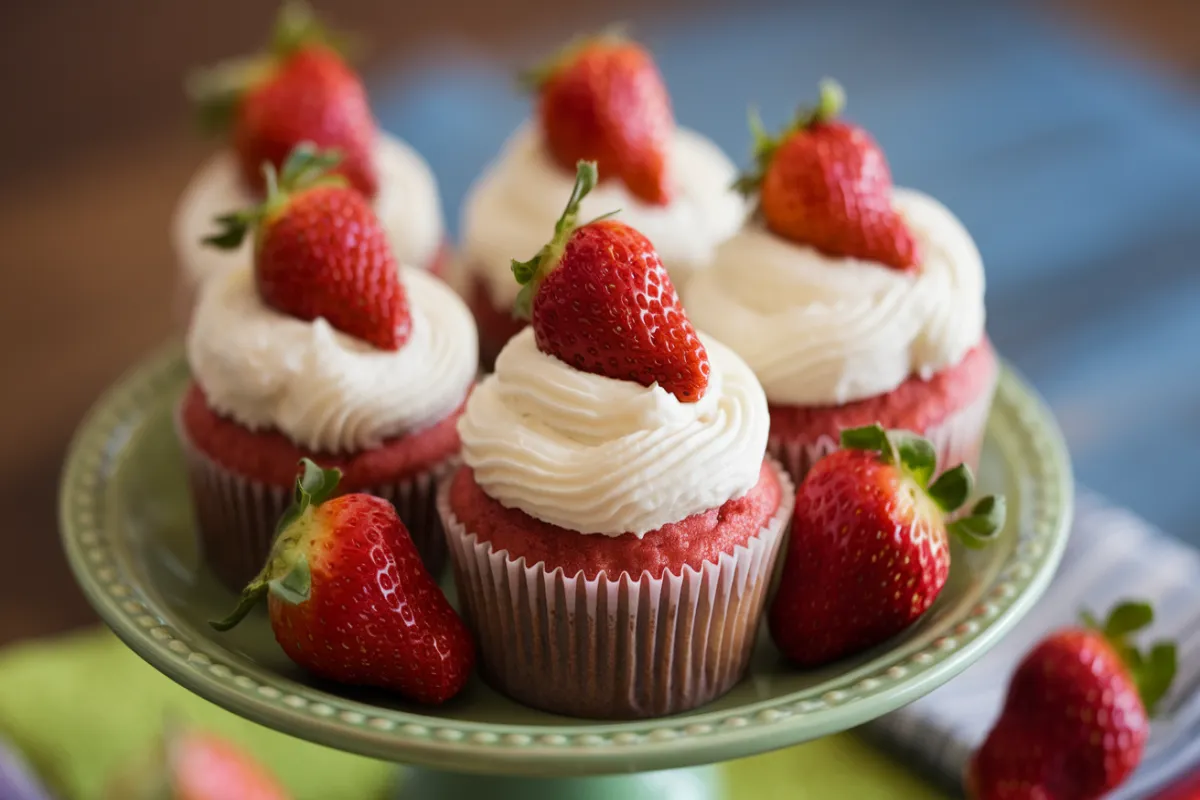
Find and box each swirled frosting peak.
[458,328,769,536]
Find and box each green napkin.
[0,629,942,799]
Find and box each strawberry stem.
[210,459,341,631]
[202,144,348,250]
[511,160,603,319]
[733,78,846,199]
[1082,600,1178,716]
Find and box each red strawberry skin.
[531,218,709,402]
[257,184,409,350]
[761,120,919,272]
[235,48,378,198]
[268,493,475,704]
[537,41,674,205]
[968,630,1149,800]
[170,731,291,800]
[768,449,948,665]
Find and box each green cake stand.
[60,343,1072,799]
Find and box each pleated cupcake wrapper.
[438,458,795,720]
[176,415,455,590]
[768,372,998,484]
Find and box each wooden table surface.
[1,0,1197,647]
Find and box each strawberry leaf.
[1138,642,1178,716]
[891,430,938,487]
[1104,600,1154,638]
[268,556,312,606]
[946,495,1006,549]
[839,423,892,462]
[202,211,255,250]
[928,464,974,513]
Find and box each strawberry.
[511,161,709,403]
[967,601,1177,800]
[212,459,475,705]
[189,1,377,197]
[205,145,410,350]
[104,725,289,800]
[769,424,1004,666]
[524,33,674,205]
[735,80,920,272]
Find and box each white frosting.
[173,133,444,289]
[459,124,746,308]
[683,189,986,406]
[458,328,769,537]
[187,264,477,453]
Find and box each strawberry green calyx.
[511,160,612,319]
[187,0,353,134]
[1081,600,1178,716]
[210,458,341,632]
[839,423,1006,549]
[518,26,629,91]
[203,144,347,250]
[733,78,846,198]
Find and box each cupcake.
[173,3,446,314]
[179,147,476,589]
[439,163,792,719]
[684,82,996,482]
[458,32,745,367]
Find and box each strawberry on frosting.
[189,0,378,198]
[736,79,920,272]
[525,32,675,205]
[511,160,709,403]
[205,145,409,350]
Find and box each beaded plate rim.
[60,342,1072,776]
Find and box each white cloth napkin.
[867,490,1200,798]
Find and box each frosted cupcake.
[173,3,446,313]
[684,82,996,481]
[458,32,745,367]
[179,148,476,588]
[440,163,791,719]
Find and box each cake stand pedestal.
[59,344,1073,799]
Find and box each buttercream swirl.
[459,123,746,307]
[458,328,769,536]
[683,189,985,406]
[187,264,477,453]
[173,133,444,288]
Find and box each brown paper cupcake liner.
[438,458,795,720]
[176,415,455,590]
[768,371,998,484]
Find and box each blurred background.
[0,0,1197,652]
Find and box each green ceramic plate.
[60,343,1071,778]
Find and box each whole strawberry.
[736,80,920,271]
[104,725,290,800]
[213,459,475,704]
[189,1,377,197]
[769,424,1004,666]
[511,161,709,402]
[524,33,674,205]
[967,601,1177,800]
[205,145,410,350]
